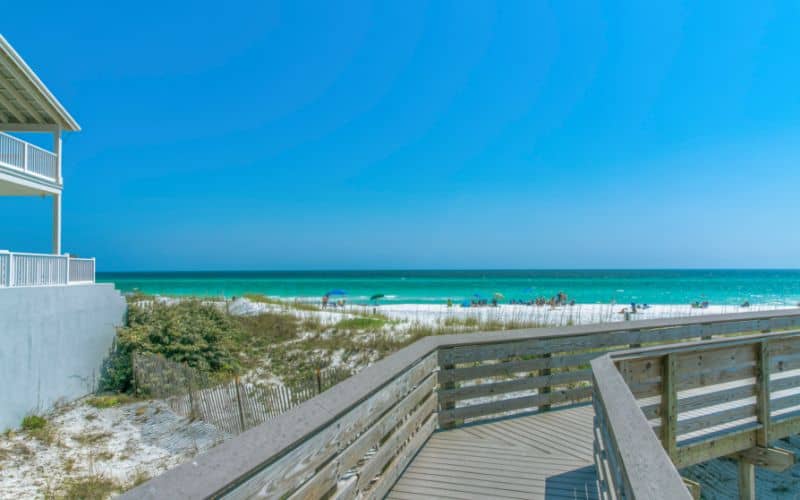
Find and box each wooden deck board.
[388,404,598,499]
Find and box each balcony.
[0,251,95,287]
[0,132,59,193]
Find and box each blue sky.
[3,1,800,270]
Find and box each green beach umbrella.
[493,292,505,300]
[370,293,385,302]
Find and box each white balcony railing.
[0,132,57,183]
[0,251,95,287]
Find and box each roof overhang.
[0,34,80,132]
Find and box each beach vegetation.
[22,415,56,445]
[101,300,241,392]
[334,317,387,331]
[45,474,120,500]
[86,394,135,409]
[21,415,47,431]
[231,312,302,368]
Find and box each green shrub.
[101,300,241,392]
[21,415,56,445]
[21,415,47,431]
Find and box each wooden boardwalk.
[388,404,598,500]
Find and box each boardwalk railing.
[0,132,57,182]
[594,330,800,499]
[123,309,800,500]
[0,251,95,287]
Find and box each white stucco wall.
[0,283,126,430]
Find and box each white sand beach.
[349,301,798,328]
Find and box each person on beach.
[447,298,453,308]
[322,295,329,308]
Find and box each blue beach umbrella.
[326,289,347,296]
[473,293,484,300]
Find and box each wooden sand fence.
[132,352,351,435]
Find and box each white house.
[0,33,94,286]
[0,35,123,430]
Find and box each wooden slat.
[771,351,800,372]
[768,337,800,357]
[641,383,756,419]
[673,428,757,468]
[770,391,800,412]
[630,363,756,398]
[438,369,591,404]
[441,328,676,365]
[675,403,757,435]
[618,356,661,386]
[676,343,757,376]
[440,386,592,422]
[439,351,600,384]
[771,372,800,391]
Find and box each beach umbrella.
[326,289,347,296]
[370,293,385,302]
[473,293,484,299]
[493,292,505,300]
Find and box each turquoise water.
[97,270,800,306]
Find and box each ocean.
[96,270,800,306]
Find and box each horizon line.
[95,267,800,274]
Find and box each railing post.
[629,328,642,348]
[22,143,28,172]
[540,352,552,412]
[8,251,14,287]
[53,127,62,185]
[738,460,755,500]
[756,341,771,445]
[701,322,712,341]
[438,349,457,429]
[661,353,677,457]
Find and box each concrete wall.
[0,283,126,430]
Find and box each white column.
[52,127,62,255]
[53,193,61,255]
[53,127,62,184]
